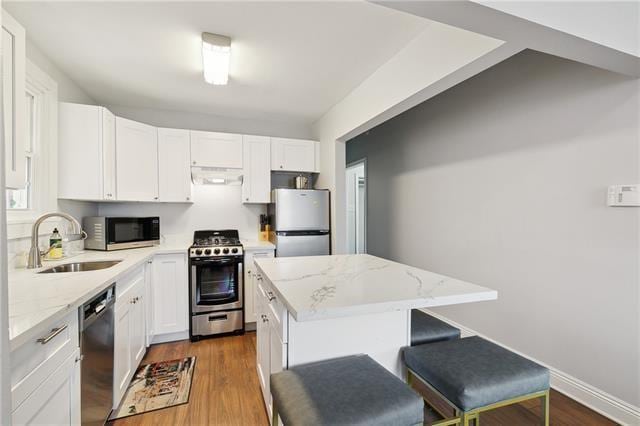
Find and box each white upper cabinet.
[271,137,317,172]
[59,103,116,200]
[190,130,242,168]
[158,128,192,202]
[116,117,159,201]
[2,11,26,189]
[242,135,271,203]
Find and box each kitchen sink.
[38,260,122,274]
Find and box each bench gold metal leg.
[541,390,549,426]
[271,402,279,426]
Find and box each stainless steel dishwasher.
[80,284,115,425]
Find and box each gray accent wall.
[347,50,639,406]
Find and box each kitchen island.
[253,254,497,416]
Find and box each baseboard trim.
[422,310,640,425]
[151,331,189,345]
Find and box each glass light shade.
[202,41,230,85]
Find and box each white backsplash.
[98,184,267,242]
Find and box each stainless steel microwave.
[83,217,160,251]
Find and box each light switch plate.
[607,184,640,206]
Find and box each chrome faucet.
[28,212,86,269]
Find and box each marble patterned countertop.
[254,254,498,322]
[8,238,272,351]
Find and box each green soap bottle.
[49,228,63,259]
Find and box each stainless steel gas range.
[188,230,244,340]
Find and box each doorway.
[346,160,366,254]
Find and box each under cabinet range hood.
[191,166,243,185]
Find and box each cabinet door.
[152,253,189,336]
[102,108,117,200]
[113,299,132,407]
[58,103,105,200]
[158,128,192,202]
[145,260,155,347]
[242,135,271,203]
[116,117,158,201]
[190,131,242,168]
[130,279,146,368]
[244,252,255,324]
[11,350,80,426]
[2,11,26,189]
[270,138,315,172]
[256,281,271,413]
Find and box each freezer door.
[273,189,329,231]
[274,233,330,257]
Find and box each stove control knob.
[204,249,211,255]
[223,248,229,254]
[214,248,220,255]
[231,248,238,254]
[195,249,203,256]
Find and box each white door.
[2,11,26,189]
[116,117,158,201]
[158,128,192,202]
[11,351,80,425]
[346,161,367,254]
[102,108,117,200]
[130,277,146,368]
[113,298,132,407]
[242,135,271,203]
[190,131,242,168]
[271,138,315,172]
[152,253,189,336]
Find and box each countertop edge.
[9,246,188,351]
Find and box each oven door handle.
[192,258,238,266]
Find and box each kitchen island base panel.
[287,310,410,377]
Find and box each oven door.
[190,257,243,313]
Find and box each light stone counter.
[254,254,497,321]
[8,243,188,350]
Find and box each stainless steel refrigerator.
[268,189,330,257]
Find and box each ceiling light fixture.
[202,32,231,85]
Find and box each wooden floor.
[110,333,617,426]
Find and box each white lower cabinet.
[255,275,288,418]
[11,350,81,425]
[114,267,146,408]
[244,248,275,325]
[10,310,81,425]
[150,253,189,342]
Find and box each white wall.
[347,51,639,409]
[105,104,312,140]
[312,21,512,254]
[98,185,266,242]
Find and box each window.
[5,91,35,210]
[6,59,58,239]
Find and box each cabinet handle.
[279,165,283,169]
[192,161,197,165]
[37,325,68,344]
[267,291,276,302]
[154,197,159,200]
[186,197,190,201]
[261,314,268,323]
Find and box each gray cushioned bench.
[270,354,424,426]
[411,310,461,346]
[403,336,550,425]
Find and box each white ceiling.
[4,1,428,126]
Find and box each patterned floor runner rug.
[109,357,196,420]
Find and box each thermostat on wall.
[608,184,640,206]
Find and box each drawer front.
[192,310,244,336]
[11,310,80,411]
